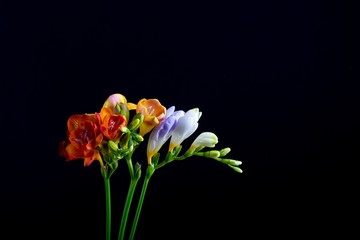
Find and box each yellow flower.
[136,98,166,136]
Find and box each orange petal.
[84,151,103,167]
[64,144,84,160]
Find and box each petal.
[83,150,104,167]
[64,144,84,160]
[147,115,177,162]
[103,94,127,109]
[169,108,201,151]
[191,132,218,148]
[127,102,137,110]
[139,121,157,136]
[67,114,99,132]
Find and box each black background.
[1,1,358,239]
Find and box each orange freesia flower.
[59,114,104,167]
[99,113,126,140]
[99,93,136,140]
[136,98,166,136]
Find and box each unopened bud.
[119,103,129,122]
[108,140,118,152]
[228,165,243,173]
[229,160,242,166]
[131,132,144,142]
[201,150,220,158]
[128,119,141,131]
[115,103,121,114]
[129,113,144,130]
[220,147,231,157]
[208,150,220,158]
[120,126,130,133]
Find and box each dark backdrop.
[1,1,357,239]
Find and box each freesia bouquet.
[59,93,242,240]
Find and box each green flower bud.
[220,147,231,157]
[119,102,129,122]
[128,119,141,131]
[108,140,119,153]
[120,126,130,133]
[115,103,121,115]
[229,159,242,166]
[199,150,221,158]
[128,113,144,131]
[208,150,221,158]
[131,132,144,142]
[228,165,243,173]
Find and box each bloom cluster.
[59,93,242,240]
[59,93,242,175]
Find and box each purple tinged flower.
[169,108,202,152]
[146,106,185,164]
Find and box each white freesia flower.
[190,132,218,150]
[169,108,202,151]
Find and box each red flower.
[59,114,104,167]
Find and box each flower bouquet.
[59,93,242,240]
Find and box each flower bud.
[228,165,243,173]
[128,119,140,131]
[131,132,144,142]
[120,126,130,133]
[115,103,121,114]
[219,147,231,157]
[108,140,119,153]
[229,159,242,166]
[128,113,144,131]
[198,150,221,158]
[191,132,218,149]
[209,150,220,158]
[119,102,130,122]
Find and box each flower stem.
[129,164,155,240]
[118,179,139,240]
[118,157,140,240]
[104,177,111,240]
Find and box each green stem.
[118,156,140,240]
[104,177,111,240]
[129,165,155,240]
[118,179,139,240]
